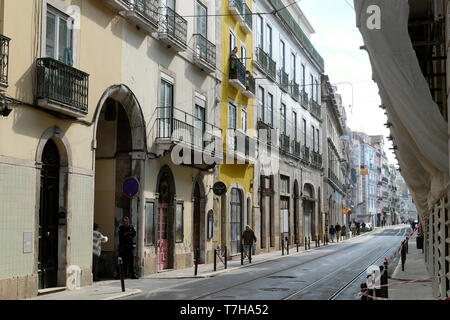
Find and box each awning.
[354,0,449,216]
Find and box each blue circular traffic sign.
[123,177,139,199]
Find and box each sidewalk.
[389,234,433,300]
[28,229,377,300]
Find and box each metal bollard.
[224,246,227,269]
[248,244,252,263]
[214,249,217,272]
[318,236,320,247]
[241,244,244,265]
[296,240,299,252]
[118,257,125,292]
[308,237,311,250]
[383,261,389,298]
[401,241,407,272]
[281,238,284,256]
[286,238,289,255]
[194,248,199,276]
[305,237,308,251]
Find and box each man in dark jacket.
[335,223,341,242]
[118,216,138,279]
[242,225,257,252]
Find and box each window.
[268,93,273,127]
[196,1,207,38]
[194,105,205,146]
[280,175,290,193]
[176,202,184,243]
[266,24,272,57]
[162,0,176,10]
[257,15,264,49]
[241,107,247,133]
[316,128,320,153]
[46,7,73,65]
[281,103,286,135]
[230,188,243,254]
[228,103,237,129]
[145,201,155,245]
[312,125,315,151]
[315,79,319,102]
[291,53,296,82]
[247,197,252,228]
[302,119,307,146]
[293,111,297,142]
[229,29,236,54]
[258,86,264,122]
[241,45,247,68]
[159,80,173,138]
[280,40,285,70]
[310,75,314,100]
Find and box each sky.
[297,0,397,165]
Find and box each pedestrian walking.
[118,216,139,279]
[356,222,360,235]
[329,225,336,242]
[241,225,257,254]
[351,221,356,237]
[335,223,341,242]
[93,223,108,282]
[362,222,366,232]
[341,225,347,239]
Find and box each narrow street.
[117,226,407,300]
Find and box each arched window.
[230,188,243,254]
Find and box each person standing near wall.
[93,223,108,282]
[118,217,139,279]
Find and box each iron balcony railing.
[328,168,344,191]
[255,47,276,81]
[245,71,256,95]
[292,140,301,157]
[301,90,308,109]
[159,6,187,47]
[278,69,289,92]
[311,151,322,167]
[310,98,321,119]
[193,33,216,68]
[36,58,89,115]
[290,81,299,101]
[302,145,310,162]
[229,58,246,88]
[279,134,290,153]
[156,107,222,149]
[124,0,159,27]
[0,34,10,88]
[241,2,253,31]
[229,129,250,157]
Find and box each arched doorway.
[38,139,60,289]
[93,85,146,279]
[156,165,176,270]
[192,179,206,264]
[303,183,315,239]
[230,187,243,255]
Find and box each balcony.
[193,34,216,73]
[301,90,308,109]
[255,47,276,81]
[328,168,344,191]
[0,34,10,91]
[290,81,299,101]
[118,0,159,35]
[36,58,89,118]
[311,151,322,168]
[242,71,256,98]
[302,145,310,162]
[229,0,244,23]
[257,120,272,145]
[278,69,289,92]
[159,7,187,52]
[279,134,290,153]
[240,2,253,34]
[155,107,222,159]
[229,58,246,91]
[292,140,301,158]
[227,129,254,163]
[310,99,321,119]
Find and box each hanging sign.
[212,181,227,196]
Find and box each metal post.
[286,237,289,255]
[240,243,244,265]
[281,238,284,256]
[308,236,311,250]
[383,261,389,298]
[248,244,252,263]
[318,235,320,247]
[118,257,125,292]
[401,241,407,272]
[224,246,227,269]
[305,237,307,251]
[194,248,199,276]
[214,249,217,272]
[296,241,299,252]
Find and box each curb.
[103,289,143,300]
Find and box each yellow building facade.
[218,0,256,256]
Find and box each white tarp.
[354,0,449,216]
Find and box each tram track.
[192,227,408,300]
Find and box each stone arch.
[192,174,206,263]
